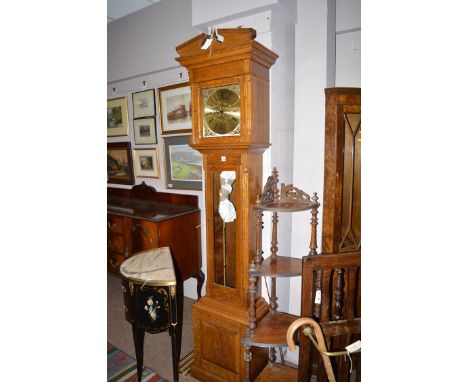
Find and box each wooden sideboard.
[107,182,204,298]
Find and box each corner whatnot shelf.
[241,168,320,381]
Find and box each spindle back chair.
[298,251,361,381]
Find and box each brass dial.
[202,84,241,137]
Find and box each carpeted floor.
[108,342,167,381]
[108,273,198,382]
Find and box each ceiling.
[107,0,162,23]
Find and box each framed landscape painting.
[163,135,202,190]
[107,142,135,185]
[107,97,129,137]
[133,117,157,145]
[158,82,192,135]
[132,89,156,119]
[133,148,160,178]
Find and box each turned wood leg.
[170,326,180,382]
[269,347,277,363]
[194,270,205,300]
[243,344,252,382]
[132,323,145,382]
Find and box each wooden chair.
[297,251,361,382]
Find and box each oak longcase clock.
[176,28,278,382]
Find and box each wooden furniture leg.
[194,270,205,300]
[170,326,180,382]
[132,323,145,382]
[243,344,252,382]
[175,282,184,367]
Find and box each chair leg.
[132,323,145,382]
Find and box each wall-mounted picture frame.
[107,142,135,185]
[163,135,202,190]
[133,148,160,178]
[132,89,156,118]
[158,82,192,135]
[133,117,157,145]
[107,97,129,137]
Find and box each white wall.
[192,0,296,29]
[107,0,199,83]
[286,0,330,364]
[335,0,361,86]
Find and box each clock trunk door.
[212,168,239,288]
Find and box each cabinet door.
[322,88,361,253]
[107,214,132,274]
[131,219,159,253]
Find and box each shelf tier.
[255,362,298,381]
[249,255,302,277]
[254,202,312,212]
[241,310,298,347]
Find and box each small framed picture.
[163,135,202,190]
[158,82,192,135]
[133,117,157,145]
[107,142,134,185]
[132,89,156,118]
[107,97,129,137]
[133,148,160,178]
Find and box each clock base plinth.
[191,296,269,382]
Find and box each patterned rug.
[107,343,168,382]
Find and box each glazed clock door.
[212,168,239,288]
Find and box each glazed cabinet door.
[322,88,361,254]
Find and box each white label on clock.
[221,156,226,162]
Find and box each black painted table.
[120,247,182,382]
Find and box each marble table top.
[120,247,176,286]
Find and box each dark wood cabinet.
[322,88,361,254]
[107,183,204,297]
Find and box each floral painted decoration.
[144,296,160,321]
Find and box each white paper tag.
[345,340,361,353]
[314,290,321,304]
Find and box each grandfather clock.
[176,28,278,382]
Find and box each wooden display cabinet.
[175,28,278,381]
[322,88,361,254]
